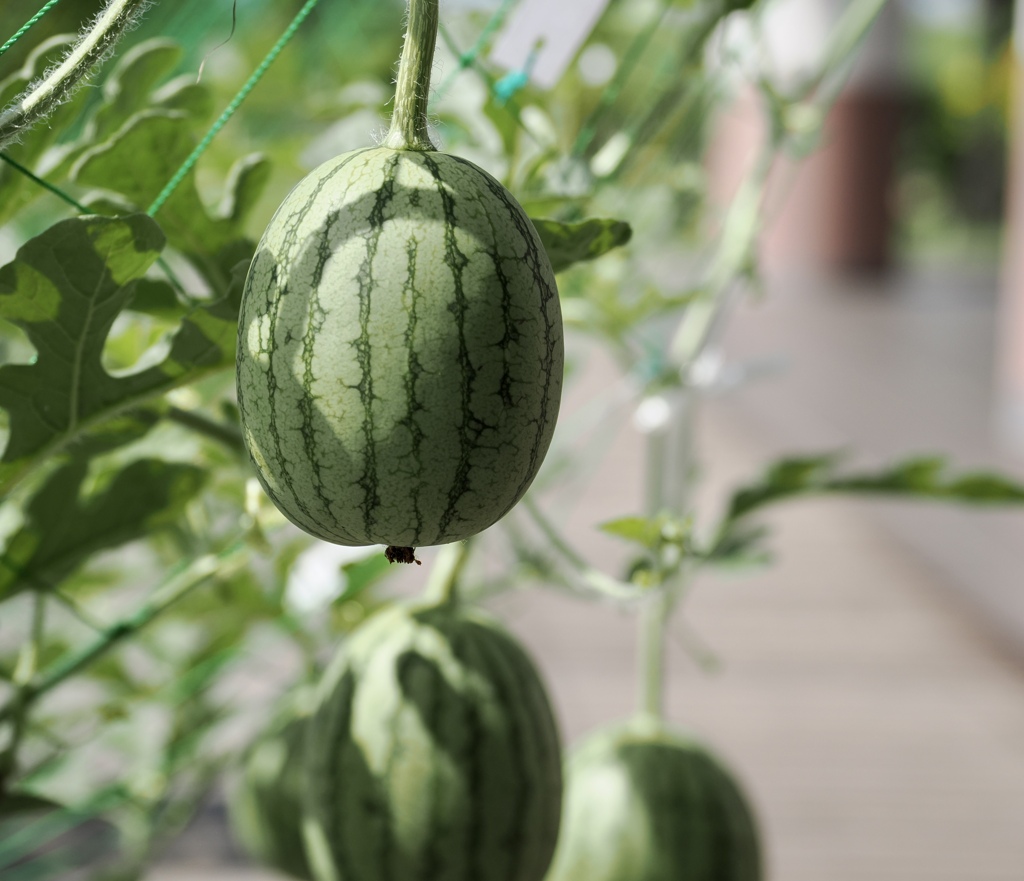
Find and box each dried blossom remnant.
[385,546,421,565]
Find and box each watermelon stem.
[424,540,472,604]
[638,591,670,721]
[384,0,439,151]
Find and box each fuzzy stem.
[0,0,149,151]
[384,0,439,151]
[424,541,471,605]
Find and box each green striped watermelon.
[302,600,563,881]
[545,718,762,881]
[228,688,315,880]
[236,146,563,551]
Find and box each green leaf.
[153,77,213,119]
[338,554,393,602]
[600,512,691,550]
[720,452,1024,528]
[531,217,633,273]
[0,456,205,600]
[72,111,269,293]
[703,522,772,569]
[0,793,61,819]
[0,795,118,880]
[0,215,239,497]
[88,39,189,143]
[600,516,663,548]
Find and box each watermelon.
[545,718,762,881]
[236,0,563,555]
[302,600,563,881]
[228,688,315,880]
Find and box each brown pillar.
[707,0,906,277]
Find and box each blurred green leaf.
[725,453,840,521]
[0,457,205,600]
[87,40,192,143]
[339,554,392,603]
[0,215,241,496]
[719,453,1024,532]
[600,512,691,550]
[703,522,772,569]
[531,217,633,273]
[0,794,119,881]
[0,793,61,819]
[600,516,663,547]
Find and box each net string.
[0,0,63,61]
[147,0,323,216]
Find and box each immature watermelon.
[546,719,761,881]
[302,600,563,881]
[228,689,314,880]
[236,146,563,550]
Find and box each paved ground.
[154,270,1024,880]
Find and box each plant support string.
[147,0,323,216]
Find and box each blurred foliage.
[898,0,1014,258]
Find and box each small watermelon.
[236,1,562,554]
[302,600,563,881]
[228,688,315,880]
[545,718,762,881]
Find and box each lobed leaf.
[87,39,188,143]
[0,215,240,496]
[0,456,205,601]
[72,110,269,294]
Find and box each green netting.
[147,0,324,216]
[0,0,63,61]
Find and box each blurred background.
[3,0,1024,879]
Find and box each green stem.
[424,541,471,605]
[521,496,636,600]
[571,0,674,158]
[0,590,47,786]
[167,406,246,455]
[0,0,149,151]
[384,0,439,151]
[634,384,698,721]
[638,591,669,720]
[12,591,46,689]
[0,543,247,726]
